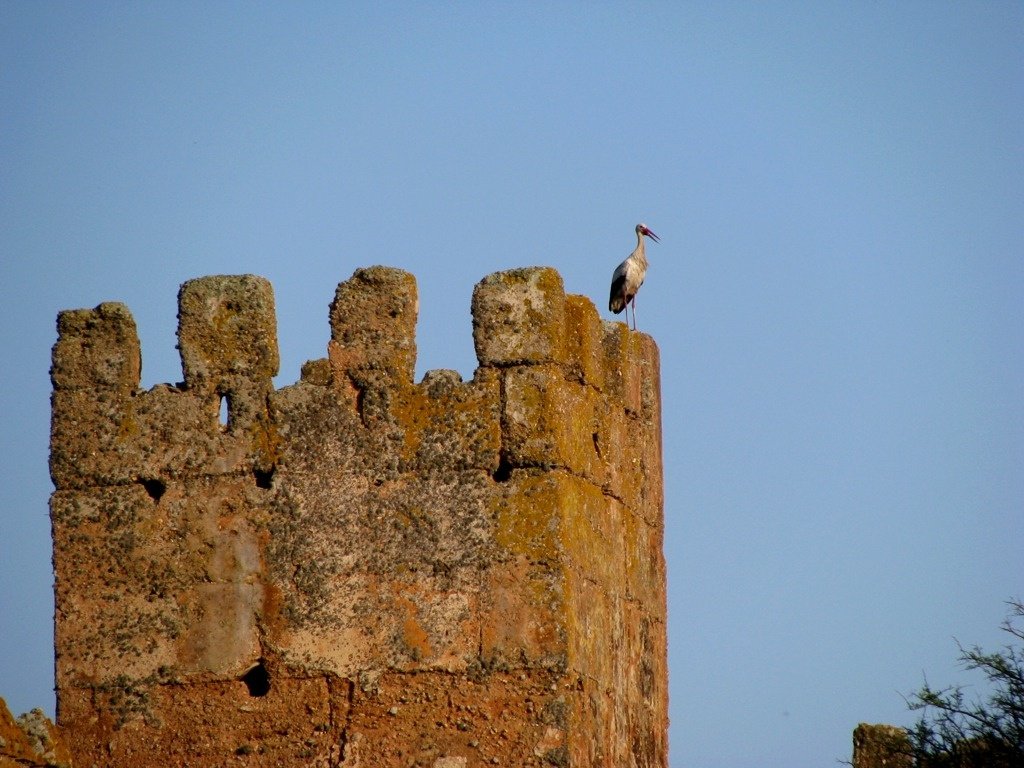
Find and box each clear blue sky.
[1,3,1021,766]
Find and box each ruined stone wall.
[852,724,913,768]
[48,266,666,767]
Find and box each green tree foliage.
[905,600,1024,767]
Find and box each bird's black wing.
[609,270,628,314]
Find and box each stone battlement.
[48,266,666,766]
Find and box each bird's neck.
[632,231,647,264]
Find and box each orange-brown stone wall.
[48,266,666,766]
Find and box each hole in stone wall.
[141,478,166,504]
[253,467,275,489]
[242,661,270,697]
[592,432,602,459]
[492,457,513,483]
[218,394,230,428]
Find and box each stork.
[608,223,659,330]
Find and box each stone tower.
[48,266,667,766]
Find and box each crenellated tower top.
[49,265,666,767]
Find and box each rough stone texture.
[851,724,913,768]
[47,266,667,766]
[0,698,71,767]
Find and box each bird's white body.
[609,223,658,330]
[609,250,648,313]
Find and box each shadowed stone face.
[46,266,666,767]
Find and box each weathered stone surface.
[49,303,142,489]
[0,698,71,768]
[329,266,418,388]
[178,275,279,438]
[502,365,606,484]
[50,282,283,489]
[851,723,913,768]
[472,267,568,366]
[332,670,569,767]
[50,302,140,391]
[399,368,502,474]
[51,477,269,689]
[56,674,342,767]
[44,267,667,767]
[177,275,279,387]
[565,294,606,390]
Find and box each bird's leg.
[631,295,638,331]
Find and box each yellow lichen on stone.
[493,472,564,561]
[564,295,605,391]
[248,416,283,470]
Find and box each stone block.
[595,397,638,506]
[263,468,495,677]
[565,294,606,390]
[178,582,263,677]
[177,275,279,388]
[633,332,662,423]
[51,486,194,688]
[622,601,668,768]
[600,320,630,403]
[273,570,482,677]
[269,380,367,476]
[51,302,141,391]
[49,303,141,489]
[493,471,619,587]
[329,266,418,387]
[49,388,134,488]
[480,556,567,668]
[623,507,666,613]
[568,674,615,767]
[177,275,279,431]
[502,365,605,483]
[58,675,340,768]
[564,572,614,688]
[600,324,660,416]
[338,670,565,768]
[472,267,567,366]
[487,471,635,676]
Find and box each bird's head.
[637,223,660,243]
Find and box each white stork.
[608,223,659,330]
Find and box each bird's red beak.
[643,227,660,243]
